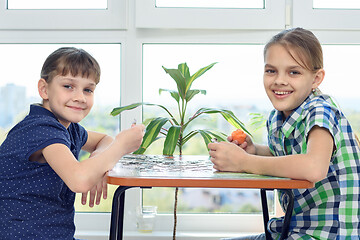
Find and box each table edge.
[107,175,314,189]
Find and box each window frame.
[0,0,127,30]
[135,0,285,30]
[293,0,360,30]
[1,1,360,239]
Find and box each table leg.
[109,186,133,240]
[260,189,272,240]
[260,189,295,240]
[279,189,294,240]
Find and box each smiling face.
[38,74,96,128]
[263,44,324,118]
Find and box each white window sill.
[74,212,265,239]
[75,230,262,240]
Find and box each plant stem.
[173,187,179,240]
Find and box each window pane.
[142,43,360,215]
[156,0,264,9]
[142,44,272,214]
[0,44,120,213]
[321,45,360,131]
[7,0,107,9]
[313,0,360,9]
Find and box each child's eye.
[64,85,72,89]
[84,88,93,94]
[289,71,300,75]
[265,69,276,74]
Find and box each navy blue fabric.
[0,104,88,239]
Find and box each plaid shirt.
[266,93,360,240]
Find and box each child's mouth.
[68,106,84,111]
[274,90,292,97]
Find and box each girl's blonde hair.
[264,27,323,74]
[40,47,101,84]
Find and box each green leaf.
[162,66,186,99]
[249,112,267,131]
[198,130,228,149]
[178,63,190,80]
[198,130,212,147]
[133,143,152,154]
[185,89,206,102]
[182,130,199,145]
[133,117,169,154]
[159,88,180,103]
[182,129,227,149]
[186,62,217,93]
[110,103,143,116]
[205,130,227,142]
[192,107,252,136]
[163,125,181,155]
[142,117,155,126]
[110,62,254,156]
[110,102,178,125]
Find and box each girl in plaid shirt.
[209,28,360,239]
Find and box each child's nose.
[274,73,288,85]
[73,90,86,102]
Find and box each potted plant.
[111,62,250,239]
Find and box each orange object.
[231,129,246,144]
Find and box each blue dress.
[0,104,88,239]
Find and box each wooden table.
[107,155,314,240]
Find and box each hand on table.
[81,172,108,207]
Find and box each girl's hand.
[227,134,256,155]
[208,141,248,172]
[81,172,108,207]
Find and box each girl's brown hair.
[265,28,360,147]
[264,27,323,73]
[41,47,101,84]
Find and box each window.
[140,41,360,230]
[0,43,120,132]
[142,43,273,215]
[155,0,264,9]
[0,43,121,214]
[2,1,360,239]
[321,45,360,122]
[136,0,285,29]
[7,0,107,9]
[0,0,126,29]
[139,42,360,236]
[313,0,360,9]
[293,0,360,30]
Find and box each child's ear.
[312,69,325,90]
[38,78,49,100]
